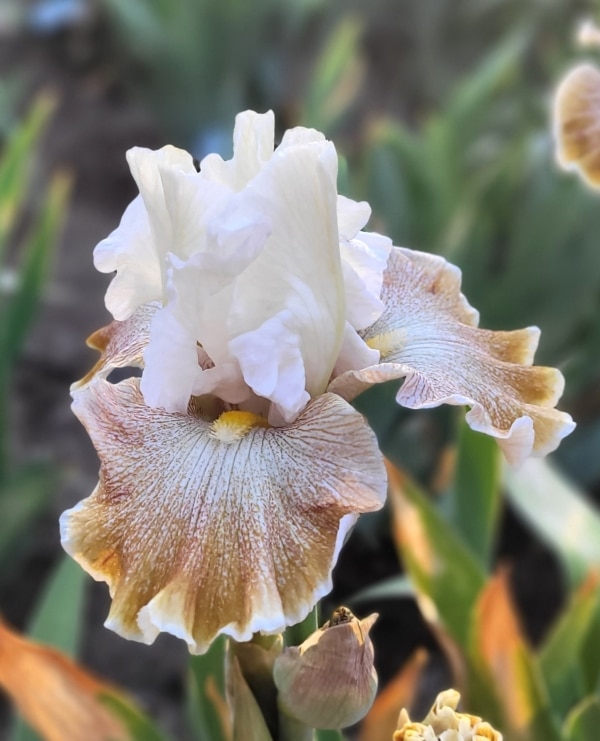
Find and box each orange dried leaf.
[0,618,128,741]
[474,570,548,736]
[358,648,428,741]
[386,460,436,578]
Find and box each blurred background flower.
[1,0,600,739]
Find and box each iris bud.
[273,607,378,729]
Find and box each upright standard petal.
[200,110,276,190]
[223,138,346,422]
[93,146,200,321]
[94,196,162,321]
[61,379,386,654]
[337,195,392,331]
[330,248,575,466]
[140,192,272,413]
[554,63,600,187]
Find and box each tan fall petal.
[0,619,127,741]
[72,302,157,390]
[329,248,575,466]
[61,379,386,654]
[554,64,600,186]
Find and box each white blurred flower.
[394,689,502,741]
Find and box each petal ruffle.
[554,63,600,187]
[200,110,276,190]
[329,248,575,466]
[94,196,162,321]
[337,195,392,331]
[61,379,386,653]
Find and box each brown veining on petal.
[329,247,574,465]
[73,302,158,390]
[61,380,386,653]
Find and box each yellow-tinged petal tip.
[331,248,574,465]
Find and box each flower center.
[210,410,270,443]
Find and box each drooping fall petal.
[61,379,386,654]
[554,64,600,187]
[0,619,127,741]
[330,248,575,466]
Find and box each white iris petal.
[224,138,345,421]
[94,195,161,321]
[200,109,276,189]
[93,111,394,420]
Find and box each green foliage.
[0,464,57,566]
[100,694,173,741]
[344,31,600,735]
[388,423,600,739]
[187,635,229,741]
[9,556,87,741]
[348,574,413,605]
[539,579,600,722]
[24,555,87,657]
[284,605,319,647]
[504,460,600,586]
[564,697,600,741]
[0,95,70,578]
[99,0,328,145]
[0,94,72,741]
[445,420,502,569]
[316,731,344,741]
[390,470,486,650]
[302,15,364,134]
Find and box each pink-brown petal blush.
[329,248,575,466]
[72,302,157,390]
[61,379,386,654]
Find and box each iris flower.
[61,111,574,654]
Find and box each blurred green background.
[1,0,600,739]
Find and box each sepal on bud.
[273,607,378,729]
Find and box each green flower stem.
[284,605,319,647]
[278,706,315,741]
